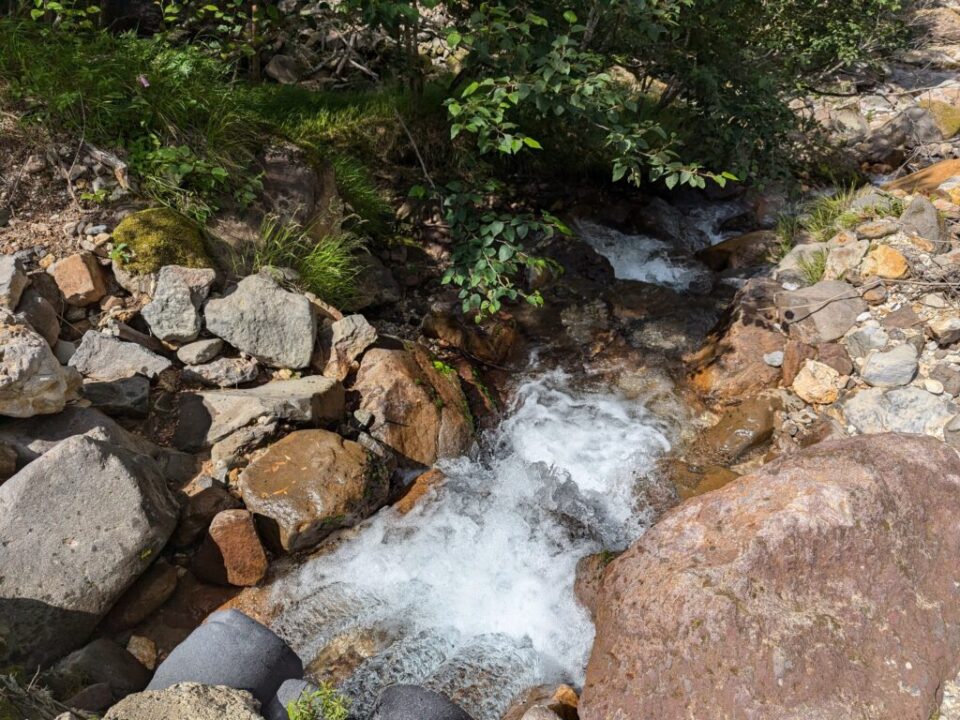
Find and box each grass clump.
[772,213,801,261]
[798,248,828,285]
[112,207,212,275]
[800,185,860,242]
[253,215,362,308]
[286,683,349,720]
[331,155,392,237]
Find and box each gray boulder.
[47,638,151,703]
[15,286,60,346]
[0,406,195,484]
[176,338,223,365]
[0,255,28,310]
[901,196,950,252]
[843,325,889,359]
[205,274,316,369]
[142,266,216,343]
[371,685,475,720]
[182,357,259,387]
[81,376,151,417]
[103,682,263,720]
[777,281,867,344]
[173,375,344,450]
[147,609,303,705]
[0,435,179,667]
[69,331,172,381]
[861,344,919,387]
[0,311,76,418]
[843,386,956,437]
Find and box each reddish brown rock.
[238,429,390,552]
[816,342,854,376]
[49,253,107,306]
[696,230,778,272]
[574,552,615,621]
[191,509,269,587]
[394,468,445,514]
[782,339,817,386]
[353,345,474,466]
[581,434,960,720]
[697,396,780,464]
[172,484,243,548]
[688,324,785,400]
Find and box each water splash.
[267,369,676,719]
[577,220,713,291]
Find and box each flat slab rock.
[776,280,867,344]
[174,375,345,449]
[0,435,179,667]
[69,331,172,381]
[238,428,390,552]
[580,434,960,720]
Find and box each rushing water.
[265,221,703,719]
[267,369,680,719]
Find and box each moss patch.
[920,99,960,139]
[112,207,213,275]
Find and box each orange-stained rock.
[191,509,269,587]
[862,244,909,279]
[353,345,473,466]
[695,230,778,272]
[581,434,960,720]
[884,158,960,194]
[394,468,445,514]
[238,429,391,553]
[49,252,106,306]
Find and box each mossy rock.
[112,207,213,275]
[920,99,960,139]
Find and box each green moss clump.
[111,207,212,275]
[920,99,960,139]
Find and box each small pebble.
[85,224,107,235]
[856,311,872,323]
[925,378,945,395]
[782,282,800,291]
[763,351,785,368]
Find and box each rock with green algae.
[111,208,212,275]
[920,99,960,138]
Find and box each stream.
[262,216,732,719]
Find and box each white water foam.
[267,369,677,719]
[577,219,712,291]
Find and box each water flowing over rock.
[0,311,76,417]
[581,434,960,720]
[205,273,316,369]
[0,435,179,667]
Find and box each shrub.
[286,683,350,720]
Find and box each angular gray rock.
[69,331,172,381]
[0,311,76,417]
[843,324,888,359]
[182,357,259,387]
[204,274,316,369]
[777,281,867,344]
[860,344,919,387]
[0,255,28,310]
[371,685,475,720]
[323,314,378,381]
[901,196,950,252]
[0,435,179,667]
[843,386,956,437]
[0,406,195,483]
[15,286,59,346]
[103,682,263,720]
[173,375,345,449]
[81,376,151,417]
[48,638,151,702]
[176,338,223,365]
[142,266,216,343]
[147,610,303,705]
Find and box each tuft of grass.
[798,248,827,285]
[331,154,392,237]
[800,185,859,242]
[253,214,363,308]
[772,213,801,261]
[286,683,350,720]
